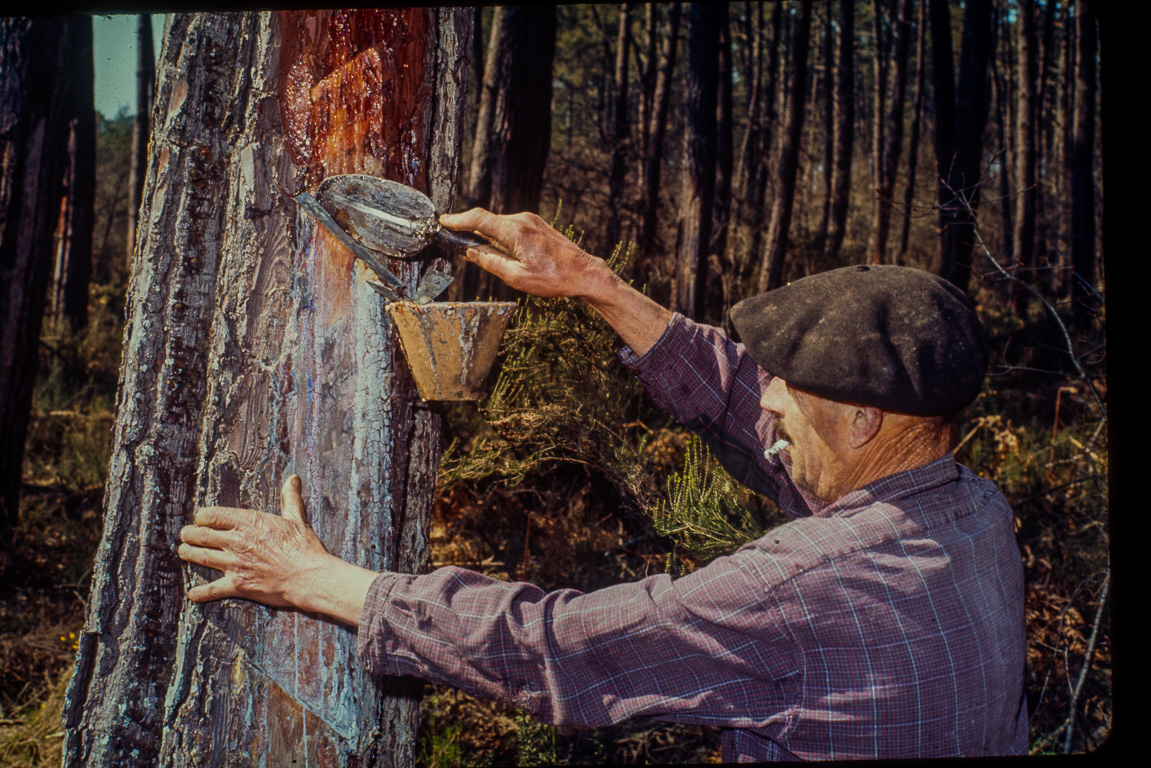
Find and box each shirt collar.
[814,453,961,519]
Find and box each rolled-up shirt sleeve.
[357,556,799,734]
[620,313,820,518]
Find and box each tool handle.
[435,226,497,255]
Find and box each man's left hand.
[178,475,378,626]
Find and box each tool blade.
[317,175,438,259]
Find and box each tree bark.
[638,2,658,153]
[1070,0,1097,326]
[1010,0,1038,316]
[896,0,927,264]
[639,2,681,261]
[126,14,155,269]
[758,0,812,293]
[815,2,834,247]
[607,3,633,249]
[0,17,79,543]
[867,0,913,265]
[710,4,734,320]
[62,10,471,766]
[823,0,855,261]
[1055,0,1076,297]
[990,23,1013,271]
[51,15,96,333]
[671,3,722,320]
[737,0,782,279]
[930,0,993,291]
[461,5,555,302]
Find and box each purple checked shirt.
[357,314,1028,761]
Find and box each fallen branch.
[1063,567,1110,754]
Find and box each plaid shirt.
[358,314,1028,760]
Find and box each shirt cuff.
[618,312,688,369]
[356,571,404,676]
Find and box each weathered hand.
[439,208,610,300]
[178,475,333,611]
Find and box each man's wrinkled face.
[759,377,851,501]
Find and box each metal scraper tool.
[316,175,491,260]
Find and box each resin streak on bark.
[64,10,471,767]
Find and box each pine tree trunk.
[991,30,1013,270]
[672,3,722,320]
[933,0,993,292]
[815,2,834,247]
[739,1,783,279]
[867,0,912,266]
[126,14,154,269]
[1070,0,1097,326]
[460,5,555,302]
[607,3,633,249]
[51,15,96,333]
[823,0,854,261]
[758,0,812,293]
[1010,0,1038,316]
[1056,1,1076,298]
[639,2,681,261]
[638,3,658,153]
[62,10,471,766]
[710,5,734,321]
[896,0,927,264]
[0,17,79,543]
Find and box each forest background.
[0,2,1110,765]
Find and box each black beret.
[729,265,988,415]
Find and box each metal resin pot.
[386,301,517,401]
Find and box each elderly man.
[178,210,1027,761]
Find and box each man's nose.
[760,377,787,414]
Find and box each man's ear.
[847,406,883,449]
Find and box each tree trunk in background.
[869,0,890,261]
[639,2,680,262]
[126,14,154,269]
[671,3,722,320]
[737,0,782,280]
[607,3,632,249]
[461,5,555,302]
[1031,0,1057,296]
[932,0,993,292]
[1055,0,1075,298]
[867,0,912,265]
[638,3,658,153]
[1010,0,1037,317]
[0,17,78,544]
[51,15,96,333]
[62,10,471,766]
[991,27,1013,271]
[1070,0,1097,326]
[815,2,834,248]
[758,0,811,292]
[823,0,854,261]
[710,5,734,321]
[897,0,927,264]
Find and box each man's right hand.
[440,209,609,300]
[440,208,673,355]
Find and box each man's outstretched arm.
[177,475,377,627]
[440,209,673,356]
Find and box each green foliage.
[420,713,469,768]
[654,437,768,565]
[514,711,557,767]
[25,279,124,492]
[441,238,665,520]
